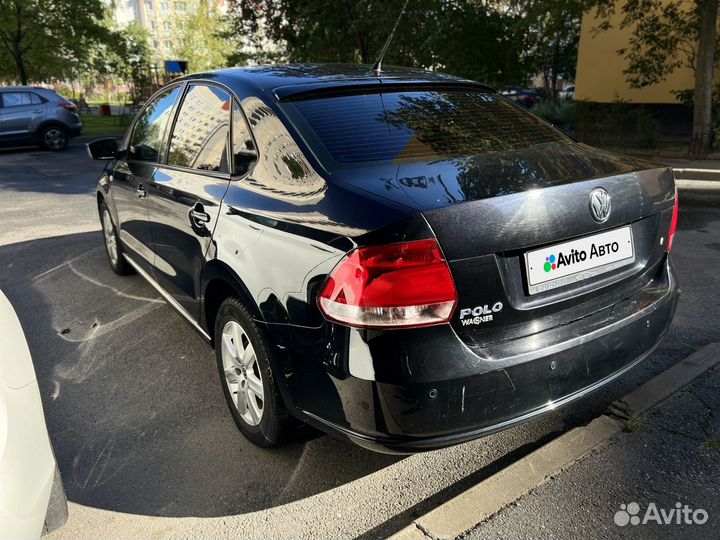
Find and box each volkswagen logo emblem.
[589,188,611,223]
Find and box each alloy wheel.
[44,128,67,150]
[102,209,118,266]
[221,320,264,426]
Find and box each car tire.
[100,201,132,275]
[39,125,69,151]
[214,297,297,447]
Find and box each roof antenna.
[370,0,411,76]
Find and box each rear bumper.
[289,257,679,453]
[0,380,64,537]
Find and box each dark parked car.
[89,65,679,453]
[0,86,82,150]
[499,86,540,108]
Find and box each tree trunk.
[690,0,718,157]
[12,45,27,85]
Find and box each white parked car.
[559,85,575,100]
[0,290,67,539]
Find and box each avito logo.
[543,254,557,272]
[543,242,620,273]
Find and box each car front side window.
[129,86,181,163]
[167,84,231,173]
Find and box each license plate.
[525,226,635,295]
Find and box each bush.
[571,99,662,149]
[533,99,576,133]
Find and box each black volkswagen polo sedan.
[88,64,679,453]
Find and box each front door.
[111,85,182,274]
[146,83,234,316]
[0,91,46,141]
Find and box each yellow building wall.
[575,8,696,104]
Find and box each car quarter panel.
[207,95,417,330]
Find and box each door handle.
[188,203,211,233]
[189,208,210,224]
[33,109,43,114]
[136,184,146,199]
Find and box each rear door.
[0,91,45,141]
[146,83,235,317]
[112,85,182,274]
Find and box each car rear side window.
[129,86,181,163]
[232,100,257,176]
[281,90,567,166]
[167,84,232,173]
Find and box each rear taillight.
[318,239,458,329]
[666,189,679,252]
[57,102,77,114]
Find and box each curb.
[389,342,720,540]
[673,168,720,182]
[675,179,720,191]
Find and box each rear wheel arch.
[201,262,263,346]
[35,121,69,144]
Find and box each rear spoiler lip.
[273,79,497,102]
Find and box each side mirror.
[86,137,118,160]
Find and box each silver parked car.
[0,87,82,151]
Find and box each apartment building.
[110,0,227,61]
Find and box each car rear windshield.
[280,89,568,167]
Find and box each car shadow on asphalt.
[0,144,104,196]
[0,231,402,518]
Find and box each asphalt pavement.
[464,362,720,540]
[1,142,719,539]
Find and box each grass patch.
[624,417,642,433]
[707,437,720,454]
[80,114,132,137]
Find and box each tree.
[0,0,109,84]
[173,0,230,72]
[594,0,719,156]
[119,23,152,101]
[222,0,532,87]
[522,0,585,97]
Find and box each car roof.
[0,86,39,91]
[177,63,495,101]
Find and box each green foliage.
[222,0,581,88]
[707,437,720,453]
[0,0,110,84]
[573,99,662,149]
[523,0,584,96]
[532,98,577,131]
[79,113,132,137]
[672,86,720,150]
[592,0,703,88]
[172,0,229,72]
[86,22,152,101]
